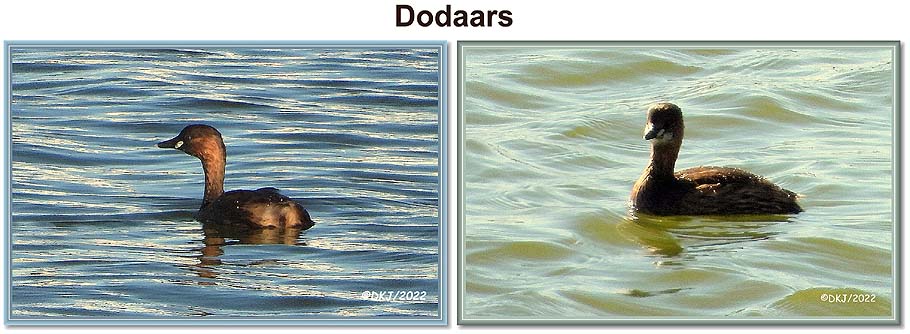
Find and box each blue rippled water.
[9,45,441,320]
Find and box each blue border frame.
[3,40,448,326]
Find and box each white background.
[1,0,907,333]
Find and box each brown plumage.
[157,124,315,229]
[630,103,802,215]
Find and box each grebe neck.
[200,152,225,209]
[647,142,680,180]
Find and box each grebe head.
[158,124,228,207]
[643,102,684,146]
[157,124,225,161]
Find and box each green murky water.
[461,44,895,319]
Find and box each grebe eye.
[175,140,184,149]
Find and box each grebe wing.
[675,166,801,214]
[675,166,766,186]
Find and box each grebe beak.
[157,136,183,149]
[643,123,664,140]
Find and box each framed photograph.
[457,41,899,324]
[5,41,447,325]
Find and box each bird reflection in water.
[619,213,791,261]
[192,223,307,279]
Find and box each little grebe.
[157,124,315,229]
[630,103,802,215]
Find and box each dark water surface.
[461,45,896,319]
[9,46,441,320]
